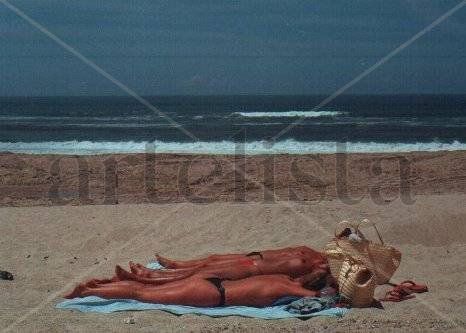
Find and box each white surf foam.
[232,110,343,118]
[1,140,466,155]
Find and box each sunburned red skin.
[65,246,332,307]
[123,246,328,285]
[155,246,324,269]
[65,269,328,308]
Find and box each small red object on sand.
[380,280,428,302]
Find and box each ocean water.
[1,95,465,155]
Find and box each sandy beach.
[1,150,466,206]
[0,152,465,332]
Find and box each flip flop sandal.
[398,280,428,293]
[381,289,415,302]
[380,279,428,302]
[0,270,14,280]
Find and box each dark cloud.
[0,0,465,95]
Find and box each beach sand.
[0,152,465,332]
[1,150,466,206]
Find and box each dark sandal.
[0,270,14,280]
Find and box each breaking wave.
[1,140,465,155]
[232,111,343,118]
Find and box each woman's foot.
[64,283,87,299]
[129,261,153,277]
[155,254,177,268]
[64,278,113,298]
[115,265,138,281]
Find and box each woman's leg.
[129,261,204,278]
[155,246,325,269]
[155,253,246,269]
[153,257,253,274]
[116,265,198,285]
[66,276,222,307]
[117,257,259,284]
[127,256,260,283]
[222,275,318,307]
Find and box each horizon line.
[1,93,466,98]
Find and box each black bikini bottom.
[205,277,226,306]
[246,251,264,259]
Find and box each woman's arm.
[294,269,328,288]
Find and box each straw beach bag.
[325,219,401,285]
[338,259,376,307]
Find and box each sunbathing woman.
[118,246,328,285]
[155,246,321,269]
[65,269,328,308]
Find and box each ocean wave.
[232,111,343,118]
[0,115,158,121]
[1,140,465,155]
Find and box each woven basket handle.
[334,220,359,238]
[334,219,385,245]
[357,219,385,245]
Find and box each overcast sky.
[0,0,465,96]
